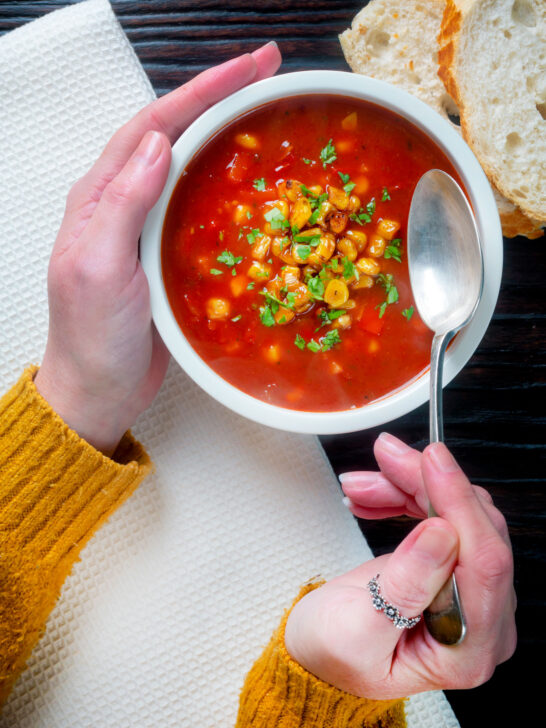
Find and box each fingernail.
[428,443,459,473]
[339,472,379,488]
[138,130,163,165]
[254,40,279,53]
[414,525,457,565]
[378,432,410,455]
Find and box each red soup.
[162,95,457,412]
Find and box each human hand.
[34,43,282,455]
[284,436,516,699]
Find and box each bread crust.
[340,0,544,238]
[438,0,546,223]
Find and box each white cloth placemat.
[0,1,458,726]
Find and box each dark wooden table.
[2,1,544,724]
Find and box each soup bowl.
[140,71,502,434]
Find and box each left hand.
[35,43,282,455]
[284,437,516,699]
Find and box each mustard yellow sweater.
[0,369,405,726]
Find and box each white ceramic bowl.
[141,70,502,434]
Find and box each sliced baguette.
[339,0,544,238]
[438,0,546,223]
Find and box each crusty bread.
[438,0,546,223]
[340,0,544,238]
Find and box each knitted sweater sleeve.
[0,368,406,726]
[236,583,406,728]
[0,368,152,704]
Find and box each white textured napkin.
[0,2,458,726]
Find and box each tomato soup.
[162,95,457,412]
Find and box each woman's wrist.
[34,365,126,457]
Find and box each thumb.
[374,518,458,645]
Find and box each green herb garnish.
[217,250,243,267]
[320,329,342,351]
[231,314,242,322]
[384,238,402,263]
[307,276,325,300]
[264,207,290,230]
[246,228,261,245]
[338,171,355,195]
[253,178,266,191]
[382,187,391,201]
[307,339,321,353]
[376,273,399,317]
[342,256,359,281]
[210,268,223,276]
[319,139,337,168]
[259,305,275,327]
[294,334,306,350]
[402,306,414,320]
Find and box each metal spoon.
[407,169,483,646]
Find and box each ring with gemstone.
[367,574,422,629]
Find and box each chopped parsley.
[319,139,337,168]
[217,250,243,267]
[302,158,313,165]
[231,314,242,322]
[294,334,306,350]
[350,209,371,225]
[366,198,376,216]
[259,305,275,327]
[376,273,399,318]
[402,306,414,321]
[294,233,321,246]
[246,210,253,219]
[317,308,345,329]
[384,238,402,263]
[294,244,311,261]
[264,207,290,230]
[307,339,321,353]
[246,228,261,245]
[210,268,223,276]
[382,186,391,201]
[320,329,342,351]
[338,171,356,195]
[342,256,359,281]
[246,282,255,290]
[253,178,266,191]
[307,276,325,300]
[260,289,294,311]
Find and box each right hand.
[285,437,516,699]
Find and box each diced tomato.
[358,307,385,336]
[226,152,252,182]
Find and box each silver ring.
[367,574,422,630]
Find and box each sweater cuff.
[237,583,406,728]
[0,367,152,566]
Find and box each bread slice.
[438,0,546,223]
[339,0,544,238]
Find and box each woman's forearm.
[0,368,151,704]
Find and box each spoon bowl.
[408,169,484,646]
[408,169,483,336]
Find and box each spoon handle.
[424,332,467,646]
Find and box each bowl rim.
[141,70,503,434]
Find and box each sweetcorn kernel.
[206,297,230,320]
[376,218,401,240]
[235,132,259,149]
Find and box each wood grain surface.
[1,1,544,725]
